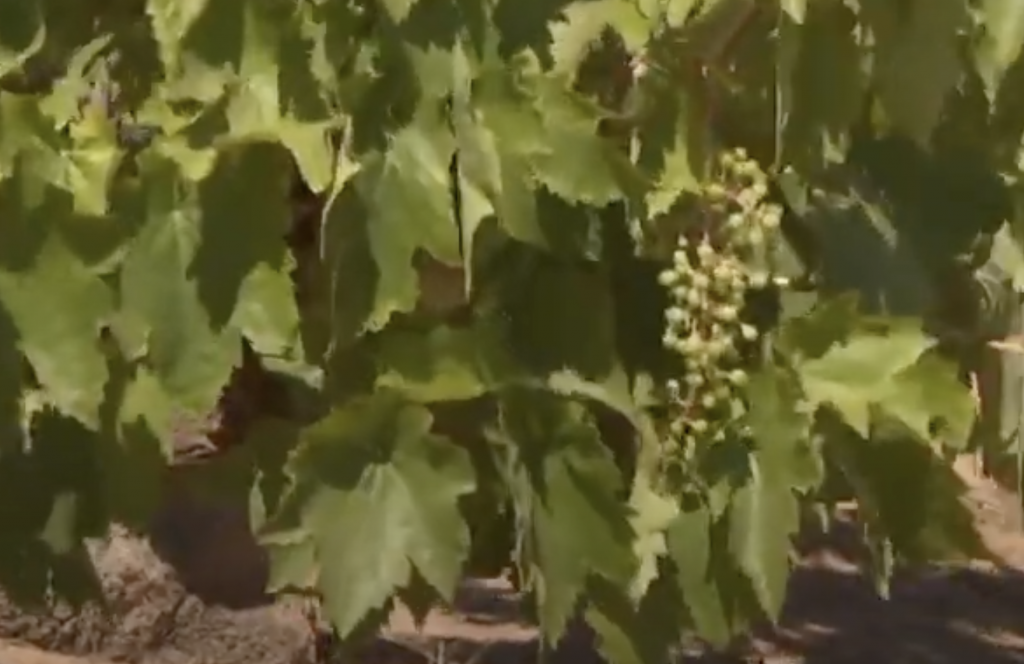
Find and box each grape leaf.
[505,256,617,378]
[726,454,799,622]
[0,231,112,430]
[375,322,521,402]
[881,350,976,447]
[146,0,211,71]
[585,573,685,664]
[824,417,991,564]
[530,80,638,206]
[859,0,969,146]
[798,321,935,436]
[728,367,815,621]
[263,392,476,638]
[781,0,866,170]
[356,106,461,329]
[972,0,1024,103]
[0,0,43,79]
[665,505,732,648]
[549,0,651,78]
[121,153,240,411]
[499,392,635,643]
[626,471,677,601]
[746,366,820,492]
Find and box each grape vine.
[0,0,1024,661]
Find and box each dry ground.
[4,459,1024,664]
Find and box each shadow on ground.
[368,553,1024,663]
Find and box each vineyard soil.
[0,460,1022,664]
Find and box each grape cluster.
[658,148,784,453]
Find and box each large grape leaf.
[354,105,461,329]
[728,367,816,622]
[120,152,240,411]
[823,416,991,564]
[585,571,687,664]
[453,70,545,249]
[797,320,940,438]
[746,366,821,493]
[498,391,636,643]
[0,0,44,79]
[0,223,113,430]
[504,255,618,378]
[530,79,639,207]
[795,175,934,318]
[665,505,737,648]
[859,0,969,146]
[192,142,297,354]
[148,0,335,191]
[375,322,522,402]
[632,70,708,217]
[780,0,866,170]
[726,458,799,624]
[973,0,1024,103]
[548,0,651,79]
[0,95,122,216]
[260,392,476,638]
[626,471,678,601]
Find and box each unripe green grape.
[704,182,727,201]
[705,338,728,357]
[681,334,703,354]
[760,206,781,230]
[670,419,685,436]
[696,241,715,260]
[662,331,678,348]
[727,369,747,386]
[666,306,686,325]
[712,262,733,282]
[737,188,761,209]
[714,305,738,322]
[660,149,779,466]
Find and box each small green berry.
[666,306,686,325]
